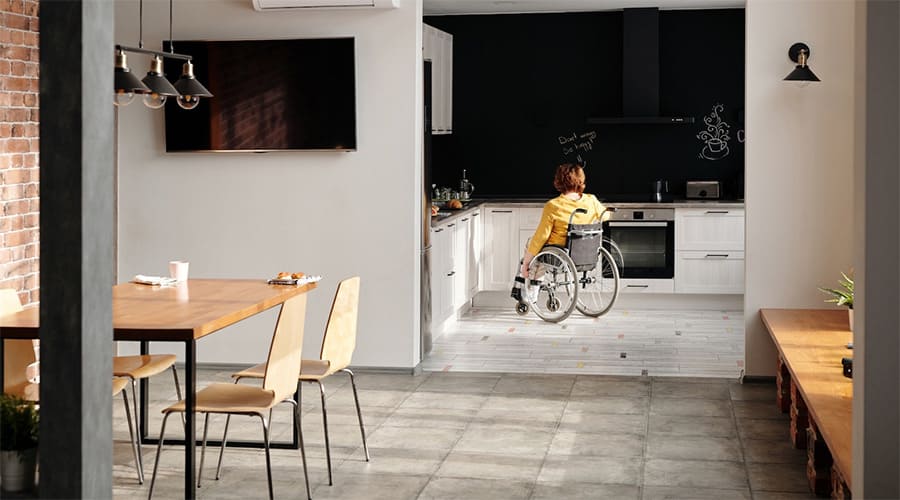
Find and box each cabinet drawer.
[676,208,745,251]
[518,208,543,229]
[675,251,745,294]
[612,279,675,294]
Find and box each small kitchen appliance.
[652,180,669,203]
[459,170,475,201]
[686,181,721,199]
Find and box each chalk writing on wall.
[559,130,598,164]
[696,103,731,160]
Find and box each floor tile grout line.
[639,375,652,500]
[526,373,577,500]
[729,383,755,497]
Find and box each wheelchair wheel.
[575,246,620,317]
[524,247,578,323]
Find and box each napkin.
[133,275,178,286]
[267,275,323,286]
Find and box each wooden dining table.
[0,279,317,499]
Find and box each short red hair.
[553,163,586,194]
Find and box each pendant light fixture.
[114,49,151,107]
[169,0,212,110]
[113,0,211,109]
[784,42,821,85]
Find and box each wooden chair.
[112,353,183,483]
[147,293,312,500]
[2,287,144,483]
[231,276,365,486]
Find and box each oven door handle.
[607,222,669,227]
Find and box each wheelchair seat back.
[566,222,603,271]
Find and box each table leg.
[140,341,150,441]
[185,339,196,499]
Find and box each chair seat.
[112,377,129,396]
[114,354,177,379]
[232,359,332,382]
[162,383,278,415]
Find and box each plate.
[267,275,323,286]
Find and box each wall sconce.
[113,0,212,108]
[784,42,821,85]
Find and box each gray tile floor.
[112,369,816,499]
[422,308,745,378]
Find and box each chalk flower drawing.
[697,103,731,160]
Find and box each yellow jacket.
[526,194,606,256]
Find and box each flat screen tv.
[163,37,357,152]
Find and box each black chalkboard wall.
[425,9,745,201]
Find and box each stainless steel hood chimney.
[588,8,694,125]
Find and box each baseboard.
[176,362,420,376]
[472,290,743,311]
[741,375,776,384]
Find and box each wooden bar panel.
[806,419,833,496]
[760,309,853,495]
[776,355,792,413]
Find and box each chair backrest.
[262,293,308,401]
[1,289,31,394]
[567,223,604,271]
[319,277,360,373]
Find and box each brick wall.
[0,0,40,305]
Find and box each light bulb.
[177,94,200,110]
[143,92,167,109]
[114,90,135,107]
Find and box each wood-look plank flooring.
[422,308,745,378]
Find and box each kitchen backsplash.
[427,9,745,200]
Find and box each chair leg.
[171,364,186,428]
[215,414,232,480]
[288,399,312,500]
[343,368,370,461]
[259,414,274,500]
[316,380,333,486]
[148,412,173,500]
[197,413,210,488]
[121,388,144,484]
[129,378,145,477]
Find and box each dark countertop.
[430,198,744,228]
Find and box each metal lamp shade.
[173,76,213,98]
[174,61,213,98]
[141,72,179,97]
[784,65,820,82]
[115,67,151,94]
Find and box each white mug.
[169,261,190,282]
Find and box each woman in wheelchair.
[511,163,620,322]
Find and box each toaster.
[686,181,721,199]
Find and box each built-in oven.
[603,208,675,279]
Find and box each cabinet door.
[674,251,745,294]
[482,209,517,290]
[431,226,450,323]
[452,220,469,308]
[676,208,745,251]
[467,210,482,296]
[442,31,453,133]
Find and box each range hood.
[588,8,694,125]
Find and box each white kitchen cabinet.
[674,208,745,294]
[675,251,745,294]
[451,219,469,309]
[482,208,518,291]
[617,279,675,294]
[676,208,745,251]
[467,209,482,297]
[423,24,453,135]
[431,224,453,323]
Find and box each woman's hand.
[520,250,534,278]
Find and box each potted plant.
[0,393,39,493]
[819,271,854,332]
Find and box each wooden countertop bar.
[760,308,853,489]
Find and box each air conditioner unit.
[251,0,398,10]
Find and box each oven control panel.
[607,208,675,221]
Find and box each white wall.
[114,0,424,369]
[744,0,857,376]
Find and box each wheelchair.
[514,208,621,323]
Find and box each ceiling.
[424,0,743,15]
